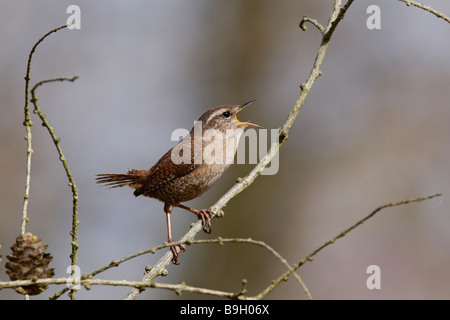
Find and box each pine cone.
[5,232,55,295]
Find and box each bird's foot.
[169,241,185,265]
[174,204,213,234]
[196,209,212,234]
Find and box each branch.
[188,238,312,298]
[1,192,440,299]
[75,235,311,299]
[399,0,450,24]
[299,16,325,34]
[29,76,80,300]
[21,24,68,236]
[254,192,442,299]
[123,0,355,300]
[49,237,312,300]
[167,237,312,299]
[20,23,79,300]
[0,277,243,299]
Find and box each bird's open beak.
[235,99,263,128]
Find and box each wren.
[96,100,261,264]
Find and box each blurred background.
[1,0,449,299]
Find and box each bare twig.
[299,16,325,34]
[81,235,311,299]
[30,75,80,299]
[254,192,442,299]
[399,0,450,24]
[1,193,441,299]
[0,277,240,298]
[168,237,312,299]
[21,24,68,236]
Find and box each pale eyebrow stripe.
[205,108,229,124]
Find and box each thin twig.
[254,192,442,299]
[68,236,312,299]
[0,277,240,298]
[21,24,68,236]
[399,0,450,24]
[149,281,244,299]
[299,16,325,34]
[1,193,441,299]
[30,75,80,300]
[171,237,312,299]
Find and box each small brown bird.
[96,100,260,263]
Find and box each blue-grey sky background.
[1,0,450,299]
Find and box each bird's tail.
[96,169,146,189]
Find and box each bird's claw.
[197,209,212,234]
[170,242,185,265]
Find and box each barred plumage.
[96,169,146,189]
[96,101,260,264]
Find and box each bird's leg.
[176,204,212,234]
[164,203,185,264]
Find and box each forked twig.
[30,76,80,299]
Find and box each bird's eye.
[223,111,231,118]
